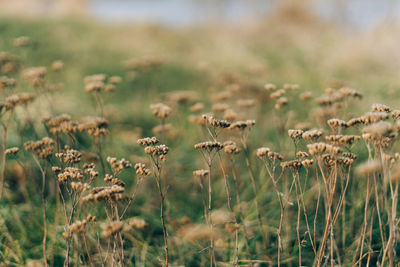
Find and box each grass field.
[1,5,400,266]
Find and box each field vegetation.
[1,3,400,266]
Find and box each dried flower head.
[150,103,171,119]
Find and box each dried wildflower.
[339,87,362,99]
[71,182,90,191]
[57,167,83,182]
[283,83,299,91]
[371,103,391,113]
[13,36,31,47]
[307,142,342,155]
[188,115,207,126]
[5,147,19,155]
[129,217,147,229]
[190,103,204,112]
[24,137,55,159]
[22,67,47,86]
[296,151,309,158]
[300,91,313,101]
[84,74,106,84]
[327,118,347,129]
[51,60,64,71]
[0,76,16,90]
[229,120,255,130]
[180,224,218,242]
[288,129,303,140]
[107,157,132,173]
[101,221,124,238]
[301,159,314,167]
[356,160,381,176]
[150,103,171,119]
[362,121,394,139]
[137,136,159,146]
[223,141,240,155]
[109,76,122,84]
[85,81,104,92]
[302,129,323,140]
[206,115,231,128]
[211,209,233,225]
[134,163,151,176]
[275,97,288,109]
[270,89,286,99]
[144,145,169,157]
[264,83,276,91]
[392,110,400,119]
[256,147,283,161]
[193,169,209,177]
[281,160,302,170]
[78,117,109,137]
[194,141,223,152]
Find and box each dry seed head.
[107,157,132,173]
[281,159,302,170]
[270,89,286,99]
[13,36,31,47]
[301,159,314,167]
[5,147,19,155]
[144,144,169,156]
[84,74,106,84]
[356,160,381,176]
[211,209,233,225]
[51,60,64,71]
[229,120,255,130]
[362,121,394,138]
[109,76,122,84]
[361,112,389,125]
[223,141,240,155]
[137,136,159,146]
[129,217,147,229]
[256,147,283,161]
[302,129,323,140]
[288,129,303,140]
[194,141,223,152]
[24,137,55,159]
[180,224,217,242]
[206,115,231,128]
[150,103,171,119]
[300,91,313,101]
[57,167,83,182]
[339,87,362,99]
[327,118,347,129]
[190,102,204,112]
[101,221,124,238]
[391,110,400,119]
[193,169,209,177]
[283,83,299,91]
[225,223,240,233]
[134,163,151,176]
[296,151,309,158]
[275,97,288,109]
[71,182,90,191]
[264,83,276,91]
[85,81,104,93]
[371,103,391,113]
